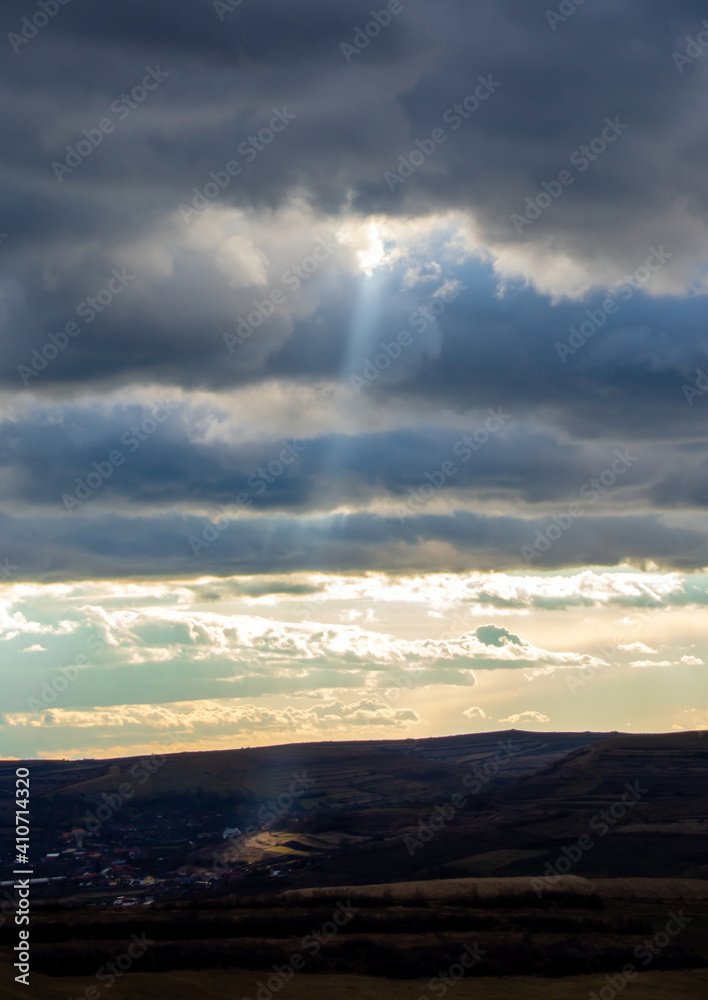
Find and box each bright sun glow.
[357,222,386,275]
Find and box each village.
[0,810,321,907]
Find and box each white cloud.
[4,697,420,734]
[0,600,79,642]
[498,711,550,725]
[463,706,487,719]
[3,568,705,618]
[23,606,605,685]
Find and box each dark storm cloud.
[382,264,708,439]
[3,0,708,576]
[3,0,707,250]
[2,0,708,400]
[4,255,706,440]
[1,506,706,582]
[2,399,706,517]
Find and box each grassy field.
[425,849,548,877]
[282,874,708,904]
[3,967,708,1000]
[5,879,706,986]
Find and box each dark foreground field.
[5,967,708,1000]
[2,877,707,996]
[2,732,707,995]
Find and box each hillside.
[402,731,708,884]
[1,730,707,996]
[1,730,706,896]
[0,730,615,888]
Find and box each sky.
[1,0,707,759]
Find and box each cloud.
[3,568,707,613]
[463,706,487,719]
[6,1,708,319]
[2,504,708,582]
[0,600,79,642]
[474,625,523,648]
[0,589,614,715]
[2,0,708,754]
[498,710,550,725]
[618,642,658,654]
[4,696,420,735]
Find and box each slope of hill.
[1,730,707,995]
[407,732,708,883]
[0,729,615,805]
[1,730,706,894]
[0,730,614,857]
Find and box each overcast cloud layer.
[2,0,708,577]
[1,1,707,755]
